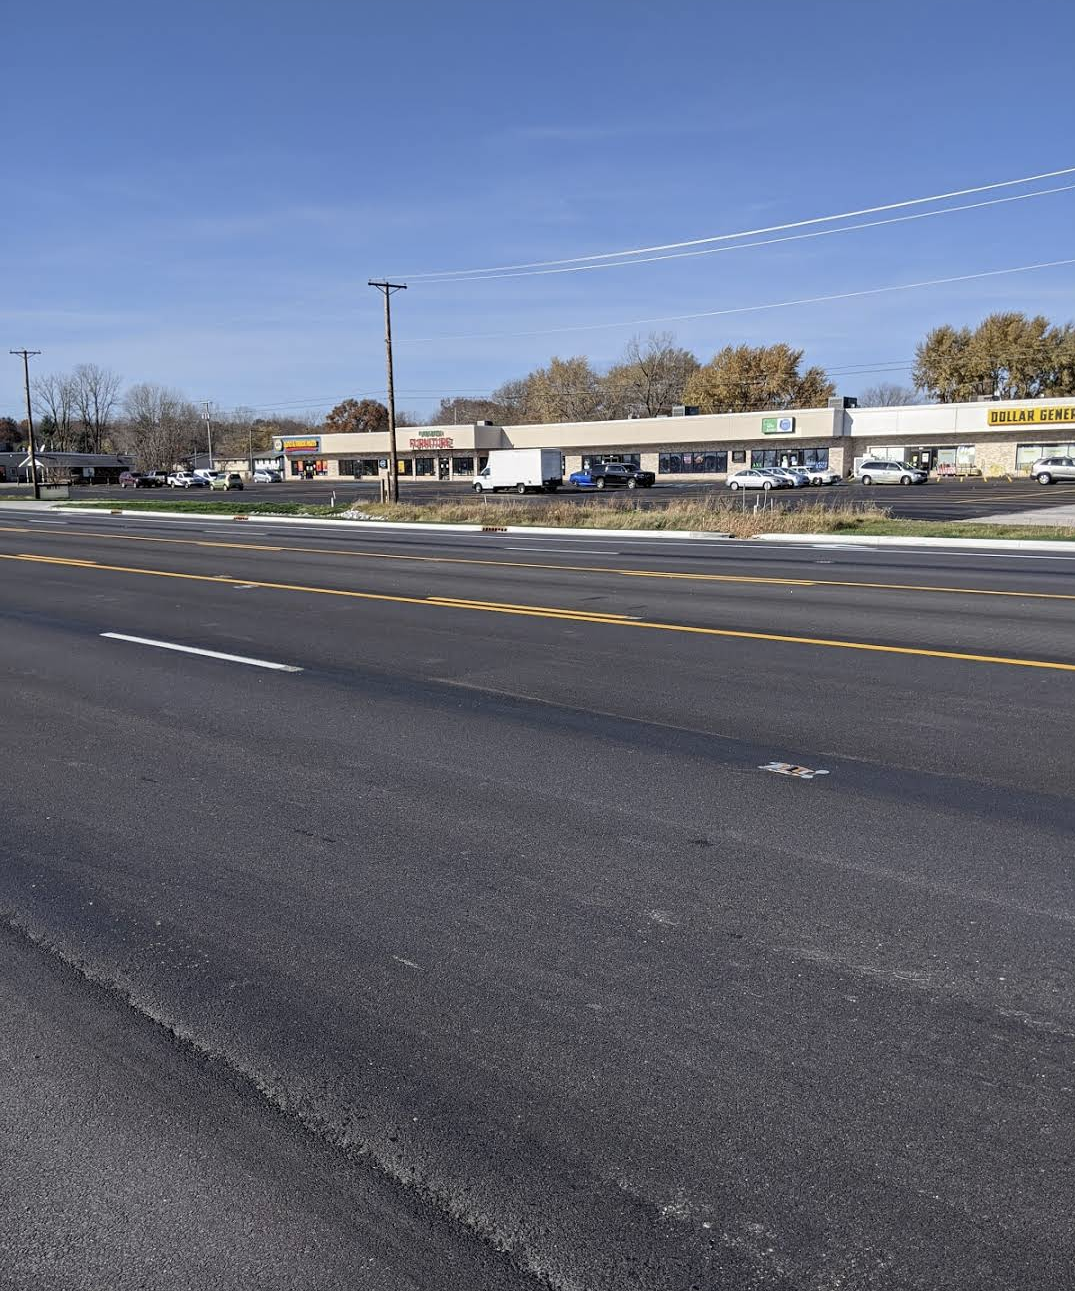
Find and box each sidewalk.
[975,503,1075,526]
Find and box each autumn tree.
[604,333,699,418]
[858,383,920,407]
[0,416,21,448]
[684,343,835,413]
[323,398,388,434]
[517,356,607,423]
[913,313,1075,402]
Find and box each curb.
[54,507,734,541]
[52,508,1075,552]
[750,533,1075,552]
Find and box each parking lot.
[23,474,1075,521]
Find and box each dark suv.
[119,471,162,488]
[569,462,655,490]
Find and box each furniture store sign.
[275,436,322,454]
[409,435,454,450]
[987,406,1075,427]
[761,416,796,435]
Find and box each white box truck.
[472,448,563,494]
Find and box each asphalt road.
[10,474,1075,519]
[2,513,1074,1289]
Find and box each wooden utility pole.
[10,349,42,500]
[204,401,214,471]
[368,280,407,502]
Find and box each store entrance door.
[908,447,934,473]
[438,457,451,480]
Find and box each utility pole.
[204,401,214,470]
[368,280,407,502]
[10,350,42,500]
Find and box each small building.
[0,450,134,484]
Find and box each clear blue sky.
[4,0,1074,422]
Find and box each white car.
[193,469,222,485]
[728,469,781,491]
[798,465,841,485]
[764,467,809,487]
[856,460,928,486]
[252,469,281,483]
[167,471,207,488]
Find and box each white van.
[472,449,563,494]
[193,469,223,485]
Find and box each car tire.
[860,475,872,486]
[515,483,527,495]
[627,478,638,489]
[900,475,912,485]
[762,480,773,491]
[596,478,606,490]
[473,483,483,493]
[1037,472,1052,485]
[729,481,740,491]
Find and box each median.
[64,496,1075,541]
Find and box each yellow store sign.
[987,406,1075,427]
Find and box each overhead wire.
[397,165,1075,280]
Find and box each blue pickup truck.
[569,463,655,490]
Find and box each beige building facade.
[267,397,1075,482]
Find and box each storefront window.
[1016,442,1075,471]
[731,449,746,464]
[415,457,434,476]
[659,450,727,474]
[453,456,474,475]
[338,459,357,477]
[360,458,379,476]
[582,454,641,468]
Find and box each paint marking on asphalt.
[4,553,1068,673]
[4,523,1075,598]
[100,633,303,672]
[501,544,621,554]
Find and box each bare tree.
[858,382,921,407]
[73,364,122,453]
[121,383,201,471]
[32,371,78,450]
[604,332,699,418]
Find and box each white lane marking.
[760,761,830,780]
[101,633,302,672]
[501,544,620,554]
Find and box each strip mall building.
[269,396,1075,482]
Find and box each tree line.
[5,311,1074,461]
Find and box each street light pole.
[368,280,407,503]
[204,401,214,471]
[10,349,42,500]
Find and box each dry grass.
[346,495,894,536]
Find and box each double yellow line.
[4,550,1074,673]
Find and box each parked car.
[798,465,841,485]
[1030,456,1075,484]
[856,460,928,486]
[145,471,170,487]
[193,469,223,485]
[167,471,208,488]
[762,467,809,488]
[119,471,162,489]
[252,469,281,483]
[727,469,779,491]
[210,472,244,490]
[570,463,650,490]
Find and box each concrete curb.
[52,507,1075,552]
[54,507,733,541]
[750,533,1075,552]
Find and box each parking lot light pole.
[10,349,42,500]
[368,280,407,503]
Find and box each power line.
[403,184,1075,283]
[398,164,1075,280]
[403,256,1075,344]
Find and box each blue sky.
[3,0,1074,422]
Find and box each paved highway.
[2,512,1074,1289]
[8,474,1075,519]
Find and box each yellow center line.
[1,523,1074,602]
[2,551,1073,674]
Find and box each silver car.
[799,465,841,485]
[728,469,779,491]
[856,460,928,486]
[764,467,810,487]
[1030,456,1075,484]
